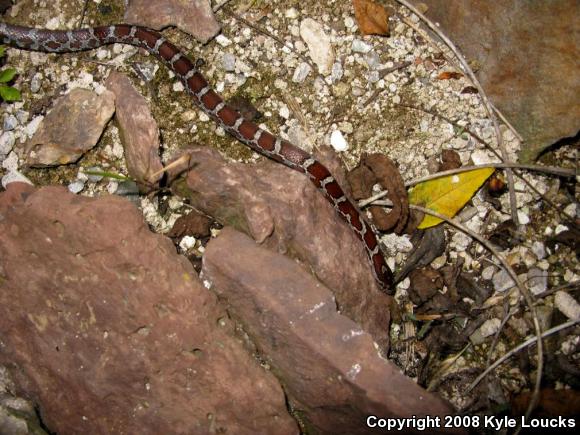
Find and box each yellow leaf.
[408,168,495,229]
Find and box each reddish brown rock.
[24,88,115,167]
[203,227,462,434]
[0,184,297,435]
[172,146,392,350]
[105,71,163,189]
[410,0,579,160]
[125,0,220,43]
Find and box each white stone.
[279,104,290,119]
[173,82,184,92]
[285,8,299,19]
[292,62,311,83]
[482,265,497,281]
[179,235,197,251]
[1,151,18,171]
[330,130,348,152]
[68,179,85,194]
[564,202,577,217]
[555,291,580,320]
[0,131,15,158]
[517,210,530,225]
[527,268,547,295]
[1,170,33,189]
[493,268,515,293]
[555,224,568,235]
[300,18,334,75]
[352,39,372,53]
[215,34,232,47]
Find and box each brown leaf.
[168,211,212,239]
[437,71,463,80]
[347,153,409,234]
[438,149,462,172]
[352,0,390,36]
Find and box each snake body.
[0,22,394,292]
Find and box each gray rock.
[30,72,43,93]
[67,179,85,194]
[3,114,18,131]
[527,268,548,295]
[0,131,15,159]
[292,62,311,83]
[299,18,334,75]
[222,52,236,72]
[352,39,372,53]
[492,268,515,293]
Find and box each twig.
[409,204,544,420]
[395,0,521,230]
[406,163,575,186]
[467,319,579,392]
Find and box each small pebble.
[527,268,547,295]
[331,62,343,82]
[279,104,290,119]
[330,130,348,152]
[30,72,43,93]
[0,131,15,158]
[292,62,311,83]
[352,39,372,53]
[555,224,568,235]
[179,235,197,251]
[68,179,85,194]
[215,35,232,47]
[3,114,18,131]
[492,268,515,293]
[555,291,580,320]
[222,53,236,72]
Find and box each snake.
[0,22,394,292]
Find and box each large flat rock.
[0,183,297,435]
[411,0,579,160]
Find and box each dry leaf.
[437,71,463,80]
[408,168,495,229]
[352,0,390,36]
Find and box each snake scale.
[0,22,394,292]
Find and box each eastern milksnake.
[0,22,394,292]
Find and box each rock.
[292,62,312,83]
[125,0,220,44]
[3,114,17,131]
[105,71,163,189]
[24,89,115,167]
[222,52,236,72]
[299,18,334,75]
[67,179,85,194]
[172,146,392,350]
[410,0,579,161]
[554,291,580,320]
[492,268,515,293]
[352,39,372,53]
[330,129,348,152]
[527,267,547,295]
[0,184,298,435]
[0,131,15,159]
[203,227,460,434]
[470,318,501,345]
